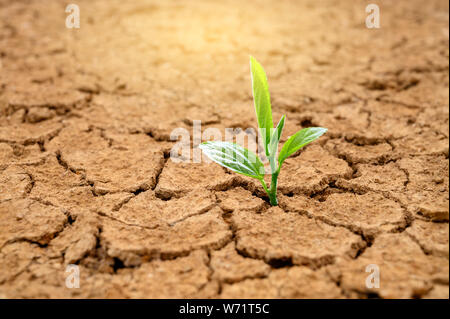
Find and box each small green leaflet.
[250,56,273,156]
[268,115,286,159]
[199,141,265,179]
[278,127,328,166]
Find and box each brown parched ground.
[0,0,449,299]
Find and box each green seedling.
[200,56,327,206]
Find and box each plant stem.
[268,169,279,206]
[266,154,280,206]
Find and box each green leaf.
[199,141,265,179]
[250,56,273,156]
[268,115,285,158]
[278,127,328,165]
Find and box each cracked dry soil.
[0,0,449,299]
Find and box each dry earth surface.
[0,0,449,298]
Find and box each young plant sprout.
[200,57,327,206]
